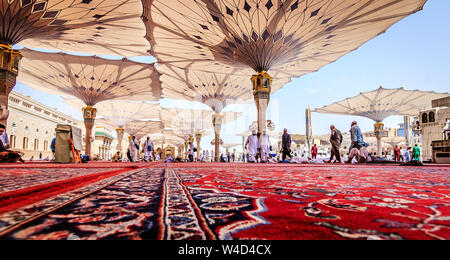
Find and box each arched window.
[11,123,17,134]
[422,113,428,124]
[34,139,39,151]
[429,111,436,123]
[44,140,48,151]
[10,135,16,148]
[23,137,28,150]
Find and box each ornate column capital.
[374,122,384,136]
[251,71,272,96]
[82,106,97,120]
[0,44,22,77]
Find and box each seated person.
[164,155,174,163]
[112,151,122,162]
[346,147,399,164]
[0,124,24,163]
[346,147,372,164]
[290,153,303,164]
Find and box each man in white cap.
[245,130,258,163]
[143,136,154,162]
[258,130,271,163]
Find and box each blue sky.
[13,0,450,152]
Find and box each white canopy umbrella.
[65,98,161,151]
[143,0,427,160]
[17,48,162,157]
[3,0,150,56]
[0,0,150,125]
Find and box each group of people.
[242,121,423,165]
[0,121,424,165]
[244,128,292,163]
[392,145,421,162]
[324,121,421,164]
[245,129,273,163]
[123,136,159,162]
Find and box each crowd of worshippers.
[243,121,422,165]
[121,135,237,163]
[121,136,175,163]
[0,122,421,165]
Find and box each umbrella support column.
[374,122,384,157]
[195,132,202,161]
[212,114,223,162]
[252,71,272,162]
[404,116,411,148]
[116,127,124,154]
[83,106,97,160]
[184,141,188,161]
[252,71,272,135]
[0,44,22,126]
[305,105,313,159]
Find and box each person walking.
[325,125,342,163]
[311,144,318,160]
[412,144,421,161]
[143,137,154,162]
[258,130,271,163]
[128,136,139,162]
[245,130,258,163]
[394,145,401,161]
[404,147,411,162]
[281,128,292,161]
[188,142,195,162]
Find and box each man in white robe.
[290,153,303,164]
[143,137,154,162]
[200,151,205,162]
[128,136,139,162]
[245,130,258,163]
[258,130,271,163]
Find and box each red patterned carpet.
[0,162,448,240]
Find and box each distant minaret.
[305,105,312,157]
[404,116,411,148]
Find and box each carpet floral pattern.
[0,163,448,240]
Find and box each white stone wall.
[6,92,84,160]
[420,107,450,161]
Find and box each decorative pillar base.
[374,122,385,157]
[82,106,97,159]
